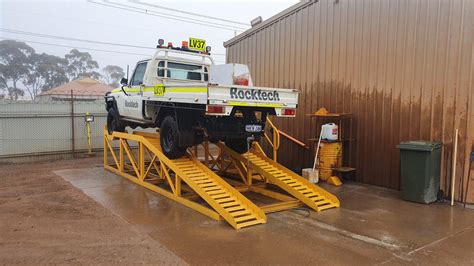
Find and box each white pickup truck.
[105,38,298,158]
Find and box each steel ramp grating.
[244,152,340,212]
[143,138,266,229]
[217,142,340,212]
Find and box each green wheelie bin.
[396,141,443,204]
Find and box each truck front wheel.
[160,116,186,159]
[107,108,125,135]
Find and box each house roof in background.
[39,77,114,97]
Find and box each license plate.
[245,125,262,132]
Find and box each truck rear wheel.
[226,138,249,154]
[107,108,125,134]
[160,116,186,159]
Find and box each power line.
[105,0,247,31]
[108,1,245,31]
[0,37,226,63]
[129,0,250,26]
[0,37,150,57]
[88,0,246,32]
[1,28,155,50]
[0,28,226,56]
[13,9,171,36]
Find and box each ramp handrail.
[263,117,281,162]
[263,118,309,162]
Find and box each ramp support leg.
[139,142,145,180]
[247,166,252,187]
[119,140,124,172]
[103,135,107,166]
[176,176,182,196]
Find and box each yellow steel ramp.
[171,157,267,229]
[217,142,340,212]
[119,131,266,229]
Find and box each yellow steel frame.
[216,141,340,210]
[104,128,222,221]
[263,118,280,162]
[104,127,327,228]
[196,140,306,214]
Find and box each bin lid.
[396,141,443,151]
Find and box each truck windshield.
[158,61,208,81]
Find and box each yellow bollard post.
[86,122,91,154]
[84,112,95,155]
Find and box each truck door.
[124,61,148,120]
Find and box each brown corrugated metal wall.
[225,0,474,201]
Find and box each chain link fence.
[0,100,108,163]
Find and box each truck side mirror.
[120,78,128,86]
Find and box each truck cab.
[105,38,298,159]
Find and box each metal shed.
[224,0,474,201]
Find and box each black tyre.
[226,138,249,154]
[209,137,219,144]
[160,116,186,159]
[107,108,125,134]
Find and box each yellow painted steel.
[86,112,92,154]
[263,117,280,162]
[318,142,343,181]
[217,142,340,212]
[260,200,304,213]
[103,128,266,229]
[104,125,340,229]
[327,176,343,186]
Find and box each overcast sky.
[0,0,298,75]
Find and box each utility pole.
[70,90,75,158]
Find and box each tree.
[64,49,101,81]
[0,40,34,100]
[40,54,69,92]
[0,75,7,99]
[23,53,68,99]
[102,65,125,87]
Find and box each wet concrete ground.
[54,164,474,265]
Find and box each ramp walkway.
[217,143,340,212]
[104,128,339,229]
[104,129,265,229]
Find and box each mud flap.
[175,109,202,148]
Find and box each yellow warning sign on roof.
[189,37,206,51]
